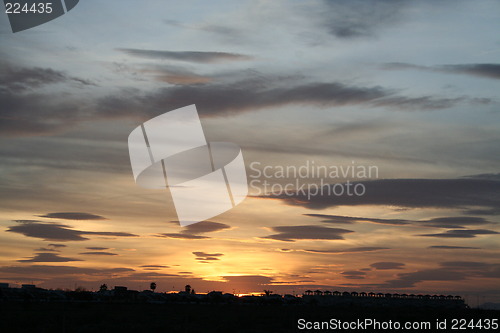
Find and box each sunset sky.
[0,0,499,305]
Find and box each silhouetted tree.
[264,290,273,296]
[191,289,196,295]
[185,285,191,293]
[150,282,156,292]
[99,284,108,292]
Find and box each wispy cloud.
[306,214,493,228]
[18,252,82,263]
[370,262,405,270]
[262,178,500,212]
[6,220,138,241]
[38,212,107,220]
[418,229,499,238]
[341,270,367,279]
[261,225,353,242]
[320,0,407,39]
[383,62,500,80]
[193,251,224,263]
[118,49,252,63]
[157,221,230,240]
[296,247,390,254]
[383,261,500,287]
[0,62,94,93]
[79,252,118,256]
[428,245,481,250]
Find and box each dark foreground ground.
[0,302,498,333]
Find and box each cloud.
[2,63,475,138]
[305,213,410,225]
[156,233,209,240]
[38,212,107,220]
[85,247,109,250]
[428,245,481,250]
[440,261,490,269]
[341,270,366,279]
[222,275,273,288]
[384,261,500,287]
[79,252,118,256]
[0,90,85,137]
[153,71,212,85]
[441,64,500,80]
[193,251,224,262]
[157,221,230,240]
[48,244,66,248]
[34,247,58,252]
[163,20,246,44]
[18,253,82,263]
[140,265,169,268]
[118,48,252,63]
[0,62,94,92]
[300,247,390,254]
[183,221,231,234]
[385,268,467,288]
[6,220,138,241]
[306,213,492,228]
[262,178,500,211]
[383,62,500,80]
[129,81,467,118]
[0,265,134,276]
[320,0,407,39]
[261,225,353,242]
[418,229,499,238]
[370,262,405,270]
[421,217,491,229]
[130,64,213,85]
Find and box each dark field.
[0,302,498,333]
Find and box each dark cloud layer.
[123,81,467,119]
[321,0,406,39]
[428,245,481,250]
[264,178,500,212]
[306,214,493,228]
[6,220,138,241]
[262,225,353,242]
[118,49,252,63]
[0,265,134,276]
[341,270,366,279]
[157,233,209,240]
[383,62,500,80]
[370,262,405,270]
[193,251,224,262]
[300,247,390,254]
[18,252,82,263]
[385,268,467,288]
[48,244,66,248]
[419,229,499,238]
[384,261,500,287]
[39,212,107,220]
[157,221,230,240]
[0,62,93,92]
[140,265,169,268]
[79,252,118,256]
[34,247,58,252]
[2,62,476,138]
[305,213,410,226]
